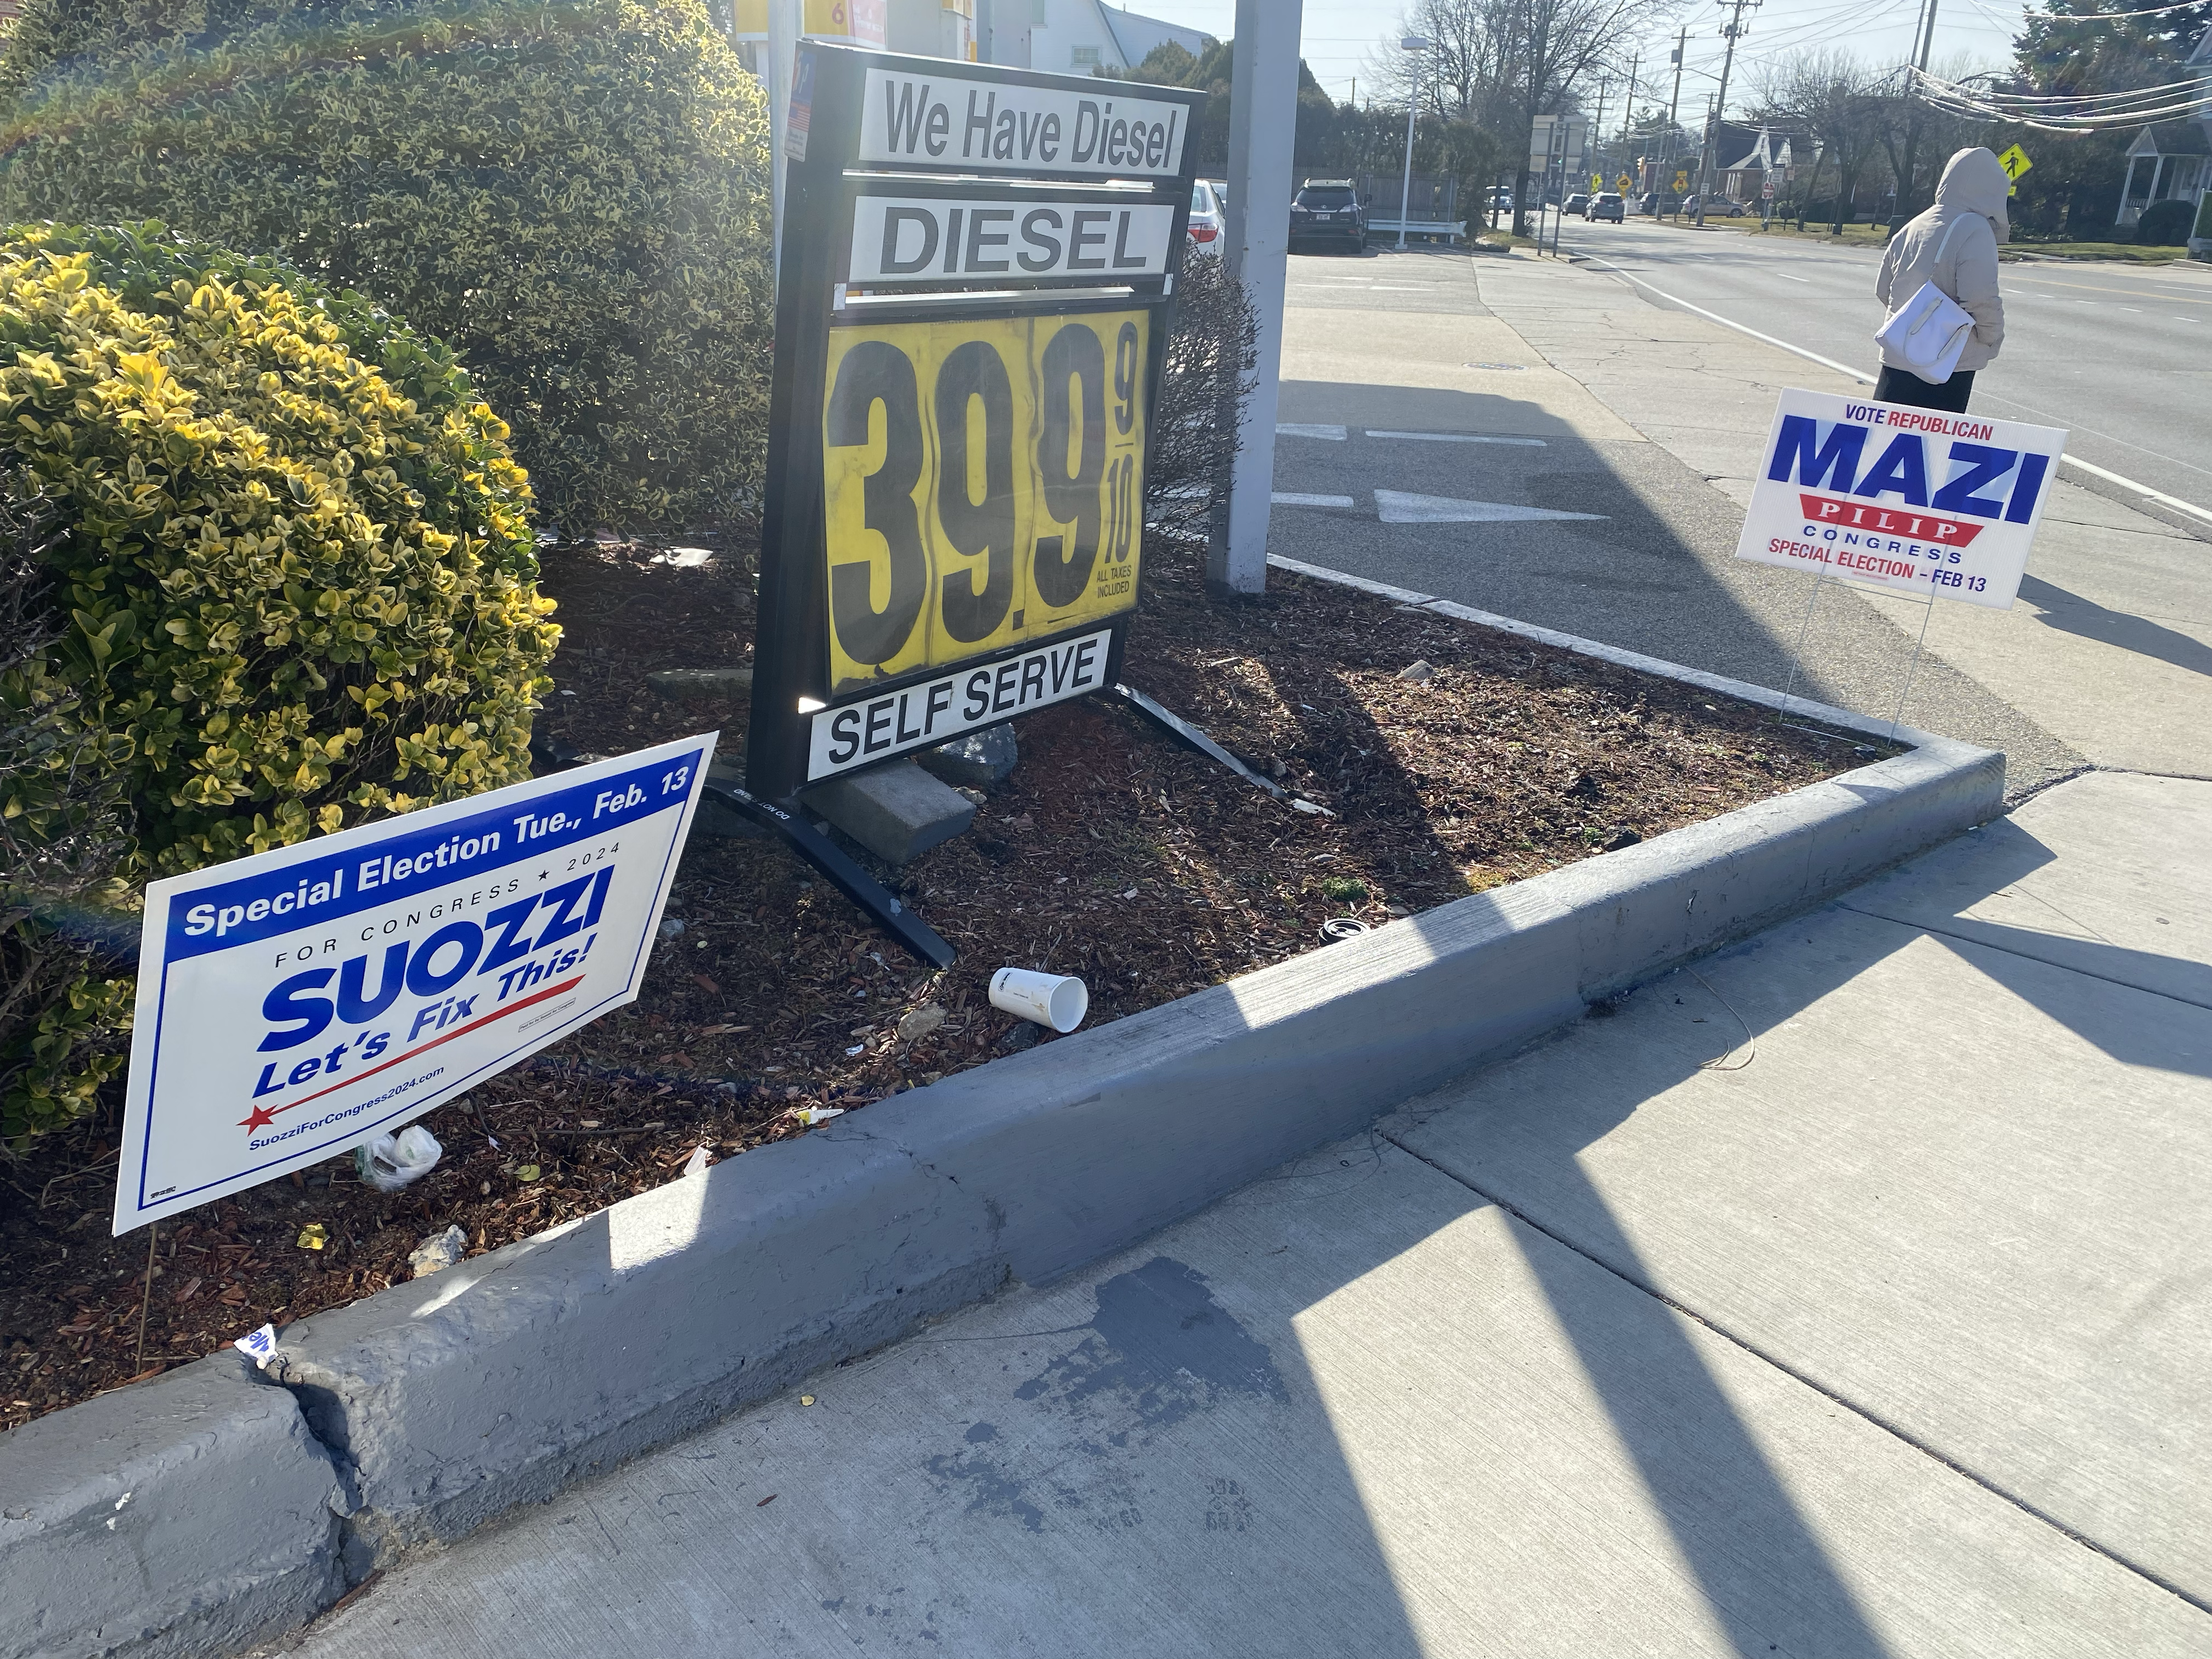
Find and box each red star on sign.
[240,1103,280,1131]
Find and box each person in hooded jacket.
[1875,146,2010,413]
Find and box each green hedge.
[2135,198,2195,246]
[0,222,560,1140]
[0,0,774,536]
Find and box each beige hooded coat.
[1877,147,2010,373]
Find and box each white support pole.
[1212,0,1304,596]
[768,0,802,278]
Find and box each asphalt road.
[1541,213,2212,518]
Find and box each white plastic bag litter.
[356,1124,443,1192]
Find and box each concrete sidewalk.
[282,770,2210,1658]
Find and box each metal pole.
[1889,596,1937,741]
[1397,37,1427,251]
[768,0,800,278]
[1212,0,1304,596]
[1663,25,1681,205]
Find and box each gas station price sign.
[745,46,1202,801]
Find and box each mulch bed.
[1,528,1884,1432]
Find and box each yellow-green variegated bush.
[0,0,774,535]
[0,223,559,1140]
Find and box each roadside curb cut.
[1,595,2004,1658]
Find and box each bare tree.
[1366,0,1678,234]
[1751,48,1893,233]
[1500,0,1677,234]
[1365,0,1522,128]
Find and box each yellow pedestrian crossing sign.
[1997,143,2032,198]
[1592,172,1603,190]
[1673,170,1689,193]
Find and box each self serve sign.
[1735,388,2067,608]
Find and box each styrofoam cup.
[990,968,1088,1034]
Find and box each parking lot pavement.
[1268,247,2084,795]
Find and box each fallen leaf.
[692,973,721,995]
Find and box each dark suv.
[1587,192,1625,223]
[1289,180,1366,253]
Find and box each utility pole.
[1889,0,1942,232]
[1591,77,1611,197]
[1694,0,1758,226]
[1666,27,1687,205]
[1622,50,1640,194]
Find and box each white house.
[974,0,1211,75]
[2118,22,2211,253]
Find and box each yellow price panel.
[820,310,1149,699]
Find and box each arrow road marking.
[1367,430,1548,447]
[1374,490,1607,524]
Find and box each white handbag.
[1874,218,1977,385]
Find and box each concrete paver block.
[645,666,752,699]
[801,759,976,865]
[917,722,1018,788]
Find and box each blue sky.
[1120,0,2023,117]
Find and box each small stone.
[646,666,754,700]
[1397,659,1436,684]
[407,1224,469,1280]
[896,1003,947,1042]
[996,1022,1040,1054]
[659,917,686,939]
[917,722,1018,788]
[1604,827,1644,851]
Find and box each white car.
[1187,178,1225,256]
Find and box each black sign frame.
[744,43,1204,806]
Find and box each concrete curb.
[0,1356,347,1659]
[1,595,2005,1657]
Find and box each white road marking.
[1575,250,2212,522]
[1366,430,1548,447]
[1276,423,1347,439]
[1271,492,1357,509]
[1374,490,1606,524]
[1771,272,1813,283]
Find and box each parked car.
[1289,179,1366,253]
[1683,194,1749,218]
[1562,193,1590,217]
[1587,192,1624,223]
[1187,178,1225,255]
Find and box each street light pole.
[1397,35,1431,251]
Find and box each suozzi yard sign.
[746,47,1200,800]
[114,738,712,1232]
